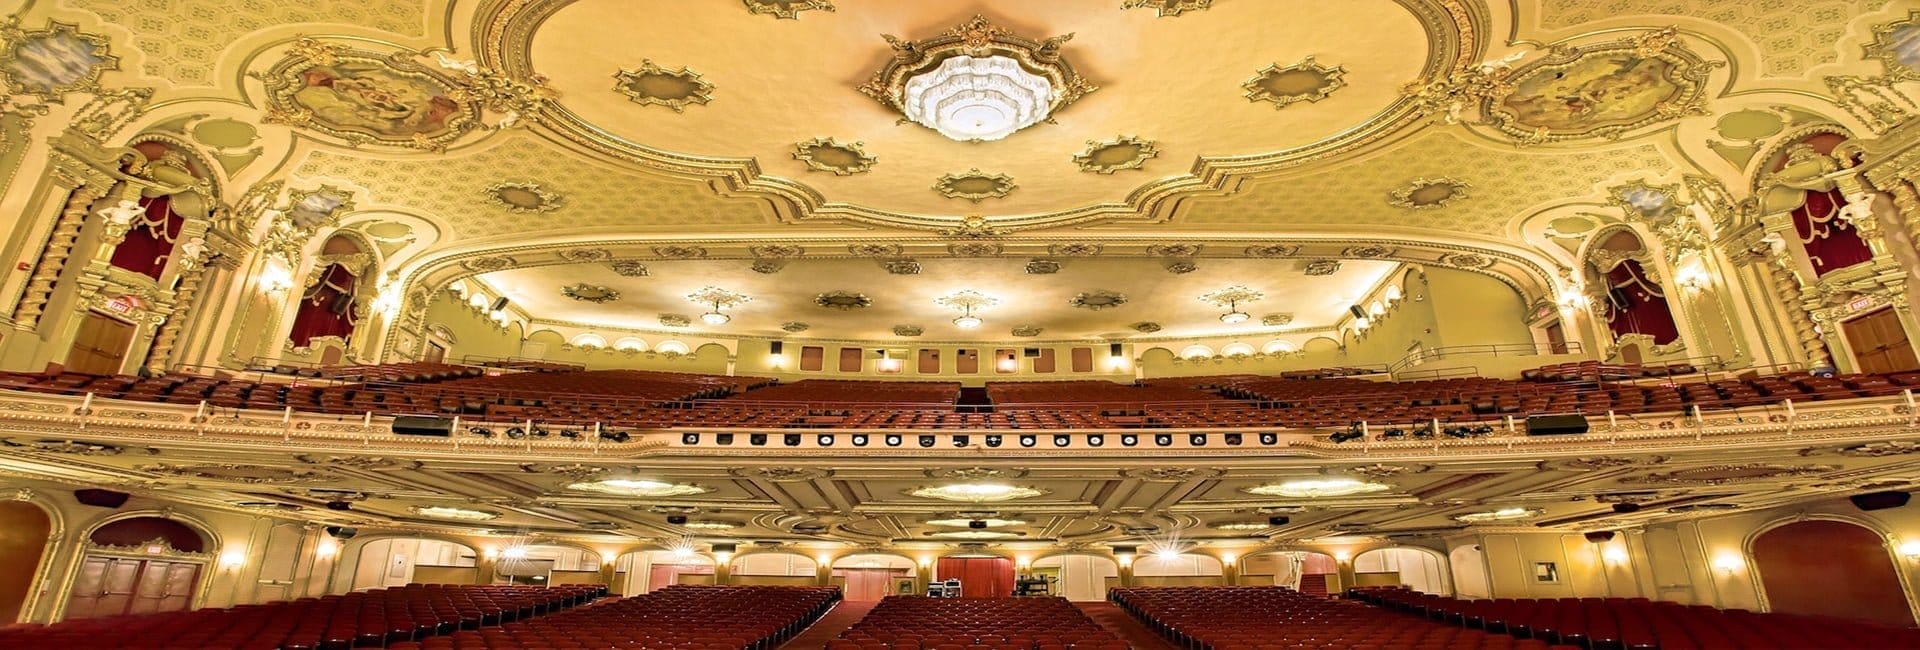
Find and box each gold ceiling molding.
[1479,28,1722,145]
[742,0,836,20]
[1025,259,1061,274]
[1866,11,1920,81]
[1068,290,1128,311]
[0,19,119,103]
[1302,260,1341,276]
[1121,0,1214,18]
[255,38,533,152]
[1074,136,1160,174]
[1388,178,1469,209]
[1242,57,1347,109]
[814,291,872,310]
[560,282,620,303]
[856,15,1097,141]
[1010,326,1043,337]
[612,59,715,112]
[934,169,1017,202]
[473,0,1478,233]
[486,181,564,213]
[792,137,877,175]
[608,260,649,277]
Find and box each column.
[12,186,105,329]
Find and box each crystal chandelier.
[904,55,1055,142]
[1199,286,1264,325]
[937,290,999,329]
[685,287,750,326]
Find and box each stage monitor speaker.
[1349,305,1368,319]
[489,297,509,312]
[1583,531,1617,543]
[392,416,453,437]
[73,488,130,509]
[1268,516,1291,526]
[769,341,783,355]
[1526,414,1589,436]
[1850,491,1911,511]
[324,526,358,539]
[1109,342,1124,356]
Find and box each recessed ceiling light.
[566,478,711,497]
[928,530,1023,539]
[408,505,500,521]
[683,521,740,531]
[1453,507,1543,523]
[1242,478,1390,498]
[926,518,1027,528]
[908,483,1046,503]
[1211,521,1273,531]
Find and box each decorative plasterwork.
[1010,326,1043,337]
[1482,28,1721,144]
[1074,136,1160,174]
[682,520,740,531]
[566,478,712,497]
[0,19,118,103]
[1024,259,1061,274]
[653,246,708,259]
[2,438,156,456]
[731,466,833,482]
[1131,322,1163,333]
[83,538,211,562]
[410,505,500,521]
[1199,285,1264,308]
[1302,260,1342,276]
[1211,520,1275,531]
[1344,245,1397,258]
[751,259,786,274]
[1122,467,1225,482]
[608,260,649,277]
[657,314,690,327]
[1243,57,1347,109]
[742,0,836,20]
[850,243,905,257]
[1049,243,1104,257]
[138,463,323,484]
[941,215,1007,238]
[1243,478,1392,498]
[1262,313,1295,326]
[559,248,612,263]
[857,15,1097,140]
[1388,178,1469,209]
[750,244,804,259]
[1122,0,1214,17]
[908,484,1047,503]
[1244,244,1301,258]
[1866,11,1920,80]
[257,39,484,151]
[1069,290,1128,311]
[486,182,564,213]
[892,325,924,337]
[1619,463,1838,485]
[882,259,922,275]
[1163,260,1198,274]
[1608,180,1683,222]
[685,286,750,309]
[792,137,877,175]
[561,283,620,304]
[781,321,811,332]
[935,169,1017,202]
[814,291,872,310]
[1453,507,1542,523]
[935,290,1000,312]
[927,467,1028,480]
[612,60,714,112]
[1439,252,1494,269]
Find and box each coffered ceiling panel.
[63,0,430,87]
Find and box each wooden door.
[424,341,447,364]
[1844,308,1920,374]
[64,556,199,619]
[67,312,135,375]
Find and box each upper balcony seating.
[986,379,1239,408]
[829,595,1128,650]
[730,379,962,405]
[1349,586,1920,650]
[391,585,839,650]
[1111,586,1576,650]
[316,363,488,384]
[0,583,600,650]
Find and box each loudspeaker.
[324,526,358,540]
[1610,503,1642,514]
[1109,343,1124,356]
[710,543,736,554]
[73,488,129,509]
[1850,491,1912,511]
[1583,531,1617,543]
[667,515,688,525]
[1526,414,1590,436]
[1023,347,1040,358]
[715,433,734,445]
[1349,305,1368,319]
[489,297,509,312]
[392,416,454,436]
[1268,516,1291,526]
[325,500,353,511]
[769,341,783,355]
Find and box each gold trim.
[612,60,715,112]
[1242,56,1347,109]
[934,169,1017,203]
[741,0,836,20]
[1073,136,1160,174]
[792,138,877,176]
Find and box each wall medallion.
[259,39,482,151]
[893,325,924,337]
[1243,56,1347,109]
[1485,28,1720,143]
[561,283,620,304]
[792,137,877,175]
[612,60,714,112]
[658,314,691,327]
[781,321,811,332]
[1073,136,1160,174]
[608,260,650,277]
[935,169,1018,202]
[0,19,118,102]
[882,259,922,275]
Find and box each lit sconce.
[371,282,403,318]
[315,539,338,559]
[1557,286,1588,313]
[1219,552,1238,565]
[768,355,786,370]
[502,546,529,560]
[220,550,246,569]
[1710,553,1743,575]
[1332,550,1352,564]
[997,357,1019,373]
[713,551,734,564]
[1154,547,1181,562]
[816,554,835,566]
[258,258,295,293]
[483,547,501,561]
[1898,540,1920,560]
[877,350,903,374]
[1601,546,1629,566]
[1106,355,1127,370]
[1114,554,1133,567]
[1674,264,1709,291]
[672,545,695,558]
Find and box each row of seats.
[985,380,1236,408]
[728,380,962,405]
[1348,586,1920,650]
[1111,586,1578,650]
[1523,361,1701,382]
[830,596,1128,650]
[0,584,601,650]
[387,585,839,650]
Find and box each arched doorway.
[1753,520,1914,627]
[935,553,1015,598]
[613,550,714,595]
[66,516,209,620]
[1132,553,1225,588]
[831,554,916,601]
[1354,547,1450,595]
[0,502,51,622]
[347,537,477,590]
[1449,544,1489,599]
[1031,554,1117,601]
[1243,551,1339,596]
[730,552,817,587]
[495,544,602,588]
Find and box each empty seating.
[830,596,1127,649]
[407,585,838,650]
[1113,586,1574,650]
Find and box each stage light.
[817,434,835,446]
[1120,434,1138,447]
[1154,434,1172,446]
[1087,434,1104,447]
[468,427,494,438]
[682,433,701,445]
[1019,434,1037,448]
[1224,433,1242,446]
[919,435,936,448]
[1053,435,1070,447]
[784,434,802,447]
[952,435,970,448]
[1189,434,1207,446]
[715,433,734,445]
[984,435,1003,448]
[885,434,903,447]
[750,433,768,446]
[852,434,869,447]
[1259,432,1278,445]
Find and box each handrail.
[1386,342,1586,373]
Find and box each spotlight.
[985,435,1003,448]
[1224,433,1242,446]
[969,520,988,529]
[599,430,630,443]
[1019,434,1037,448]
[817,434,835,446]
[784,434,802,447]
[505,427,526,439]
[750,433,768,446]
[919,435,936,448]
[1268,515,1291,526]
[1120,434,1138,447]
[952,435,970,448]
[1380,427,1407,441]
[1441,426,1471,439]
[1329,425,1365,444]
[1053,434,1071,447]
[325,500,353,511]
[1259,432,1278,445]
[682,433,701,445]
[1411,422,1436,440]
[715,433,734,445]
[1471,424,1495,436]
[1088,434,1104,447]
[1154,434,1173,447]
[468,427,494,438]
[529,426,550,438]
[852,434,869,447]
[885,434,903,447]
[1189,434,1207,446]
[666,515,688,525]
[558,429,582,440]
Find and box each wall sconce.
[768,355,786,370]
[1106,355,1128,370]
[483,547,500,561]
[1557,288,1588,313]
[1219,553,1238,565]
[1332,550,1352,564]
[713,551,734,564]
[1601,546,1629,565]
[315,539,338,559]
[1675,266,1710,291]
[258,258,295,293]
[502,546,529,560]
[1710,553,1743,575]
[219,550,246,569]
[816,554,835,567]
[1114,553,1134,567]
[1898,540,1920,560]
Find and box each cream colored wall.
[425,295,525,363]
[1355,547,1449,595]
[1033,555,1118,601]
[1424,269,1534,350]
[731,553,816,576]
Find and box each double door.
[1843,308,1920,374]
[64,555,200,620]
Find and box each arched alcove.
[614,550,714,595]
[1449,544,1490,599]
[729,552,817,587]
[495,544,601,587]
[831,554,917,601]
[1753,520,1914,627]
[0,502,51,623]
[934,552,1015,598]
[1032,554,1118,601]
[67,516,214,620]
[1354,547,1450,595]
[347,536,477,590]
[1132,552,1225,587]
[1243,551,1340,595]
[289,233,374,355]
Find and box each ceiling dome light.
[953,315,982,329]
[1242,478,1392,498]
[909,483,1047,503]
[701,311,730,325]
[408,505,500,521]
[1220,309,1250,324]
[566,478,712,497]
[904,55,1055,142]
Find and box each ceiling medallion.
[1620,464,1837,485]
[485,181,563,213]
[1200,286,1264,324]
[1302,260,1341,276]
[559,248,612,263]
[653,246,708,259]
[686,286,751,325]
[566,478,712,497]
[1164,260,1197,274]
[1121,0,1214,18]
[1049,243,1104,257]
[1148,243,1202,257]
[1343,245,1396,258]
[1244,244,1301,258]
[0,20,118,102]
[908,483,1047,503]
[658,314,691,327]
[1453,507,1543,524]
[815,291,872,310]
[608,260,650,277]
[1440,252,1494,269]
[751,259,787,274]
[858,15,1097,142]
[935,169,1017,202]
[850,243,906,257]
[409,505,500,521]
[1483,28,1721,144]
[612,60,714,112]
[1131,322,1163,333]
[781,321,811,332]
[1262,313,1295,326]
[893,324,924,337]
[1010,326,1043,337]
[938,290,1000,329]
[949,242,1004,257]
[741,0,835,20]
[1243,478,1392,498]
[882,259,922,275]
[1025,259,1061,274]
[750,244,805,258]
[1073,136,1160,174]
[1212,520,1275,532]
[1389,178,1469,209]
[561,283,620,304]
[1243,56,1348,109]
[1069,290,1128,311]
[792,137,877,175]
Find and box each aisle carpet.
[1075,601,1177,650]
[780,600,878,649]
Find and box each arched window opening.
[289,235,371,348]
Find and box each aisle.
[779,599,878,649]
[1075,601,1177,650]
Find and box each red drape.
[107,196,183,281]
[935,557,1014,598]
[1602,259,1680,345]
[1793,189,1874,277]
[288,263,359,347]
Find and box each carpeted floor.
[780,599,879,649]
[1076,601,1177,650]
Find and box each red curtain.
[1793,188,1874,277]
[289,263,359,347]
[107,196,183,281]
[1602,259,1680,345]
[935,557,1014,598]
